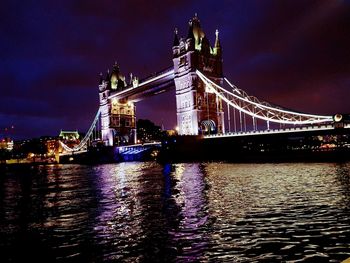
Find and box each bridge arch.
[200,119,217,135]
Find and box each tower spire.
[105,69,110,81]
[187,20,195,40]
[192,13,200,26]
[173,28,179,46]
[99,72,103,85]
[215,29,221,47]
[214,29,222,56]
[112,61,120,73]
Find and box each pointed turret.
[111,62,120,75]
[187,20,195,40]
[173,28,179,46]
[201,35,211,54]
[190,13,205,50]
[99,72,103,85]
[98,72,107,92]
[186,20,195,51]
[172,28,180,57]
[105,69,111,89]
[214,29,222,56]
[110,62,126,90]
[105,69,110,82]
[129,73,133,85]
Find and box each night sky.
[1,0,350,139]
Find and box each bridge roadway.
[59,141,162,156]
[117,141,162,153]
[59,149,88,156]
[204,123,350,139]
[59,123,348,157]
[108,67,175,102]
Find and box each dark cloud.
[0,0,349,139]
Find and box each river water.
[1,162,350,262]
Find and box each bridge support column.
[99,74,114,146]
[132,128,137,144]
[101,127,114,146]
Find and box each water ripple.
[0,162,350,262]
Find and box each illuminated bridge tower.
[99,63,136,146]
[173,14,224,135]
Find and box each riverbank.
[159,131,350,163]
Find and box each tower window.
[180,56,187,65]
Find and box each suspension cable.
[60,108,101,152]
[196,70,333,125]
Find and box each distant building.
[59,130,80,141]
[0,138,14,151]
[46,139,59,155]
[58,130,81,152]
[166,129,177,136]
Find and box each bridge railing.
[203,124,340,138]
[136,66,174,85]
[108,66,175,101]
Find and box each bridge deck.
[109,68,174,102]
[204,123,350,139]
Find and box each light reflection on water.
[204,163,350,262]
[0,162,350,262]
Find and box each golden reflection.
[168,163,209,260]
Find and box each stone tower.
[99,63,136,146]
[172,14,224,135]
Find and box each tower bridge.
[59,15,348,156]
